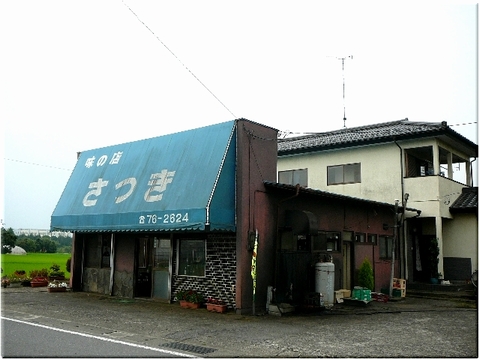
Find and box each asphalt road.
[1,286,477,358]
[2,317,189,358]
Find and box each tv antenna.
[329,55,353,128]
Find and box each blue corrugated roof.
[51,121,237,232]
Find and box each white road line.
[2,316,196,358]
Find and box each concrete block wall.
[172,234,237,308]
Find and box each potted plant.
[47,280,68,293]
[8,273,28,288]
[30,269,49,287]
[11,270,31,287]
[48,264,65,281]
[357,258,374,291]
[175,289,204,309]
[428,238,440,284]
[206,297,228,313]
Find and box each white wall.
[443,214,478,272]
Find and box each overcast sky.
[1,1,477,230]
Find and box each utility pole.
[389,199,399,298]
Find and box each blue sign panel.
[51,121,236,232]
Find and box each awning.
[51,121,237,232]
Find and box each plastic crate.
[393,278,406,289]
[393,288,406,297]
[352,287,362,300]
[352,287,371,301]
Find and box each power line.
[121,0,237,119]
[4,158,72,171]
[450,121,477,127]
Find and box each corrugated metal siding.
[51,121,237,232]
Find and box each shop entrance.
[152,238,172,300]
[135,237,152,297]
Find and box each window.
[101,235,111,268]
[326,232,341,252]
[405,146,434,177]
[356,233,377,244]
[84,234,101,268]
[367,234,377,244]
[154,238,170,270]
[327,163,361,185]
[379,236,393,259]
[278,168,308,187]
[355,233,366,242]
[177,239,206,277]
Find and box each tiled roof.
[263,181,420,214]
[450,187,478,213]
[278,119,475,155]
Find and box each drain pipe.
[394,140,407,280]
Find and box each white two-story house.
[277,119,478,284]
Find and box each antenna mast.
[336,55,353,128]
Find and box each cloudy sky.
[1,1,477,230]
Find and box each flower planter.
[47,287,67,293]
[206,303,227,313]
[9,282,22,288]
[180,300,201,309]
[31,276,49,287]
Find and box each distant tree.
[53,235,73,247]
[35,236,57,253]
[1,227,17,254]
[16,238,37,253]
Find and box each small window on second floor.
[278,168,308,187]
[327,163,361,185]
[379,236,393,259]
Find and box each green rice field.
[1,253,71,277]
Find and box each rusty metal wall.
[235,119,279,314]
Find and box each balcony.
[404,175,467,218]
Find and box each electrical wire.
[121,0,236,119]
[4,158,72,172]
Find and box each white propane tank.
[315,262,335,306]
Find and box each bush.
[66,258,71,273]
[357,258,374,291]
[30,269,49,278]
[49,263,65,278]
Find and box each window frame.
[278,168,308,187]
[101,235,111,268]
[379,236,393,259]
[327,163,361,185]
[176,238,207,277]
[325,231,341,252]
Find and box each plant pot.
[206,303,227,313]
[47,287,67,293]
[9,282,22,288]
[430,278,439,284]
[31,277,49,287]
[179,300,201,309]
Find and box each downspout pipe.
[394,140,407,280]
